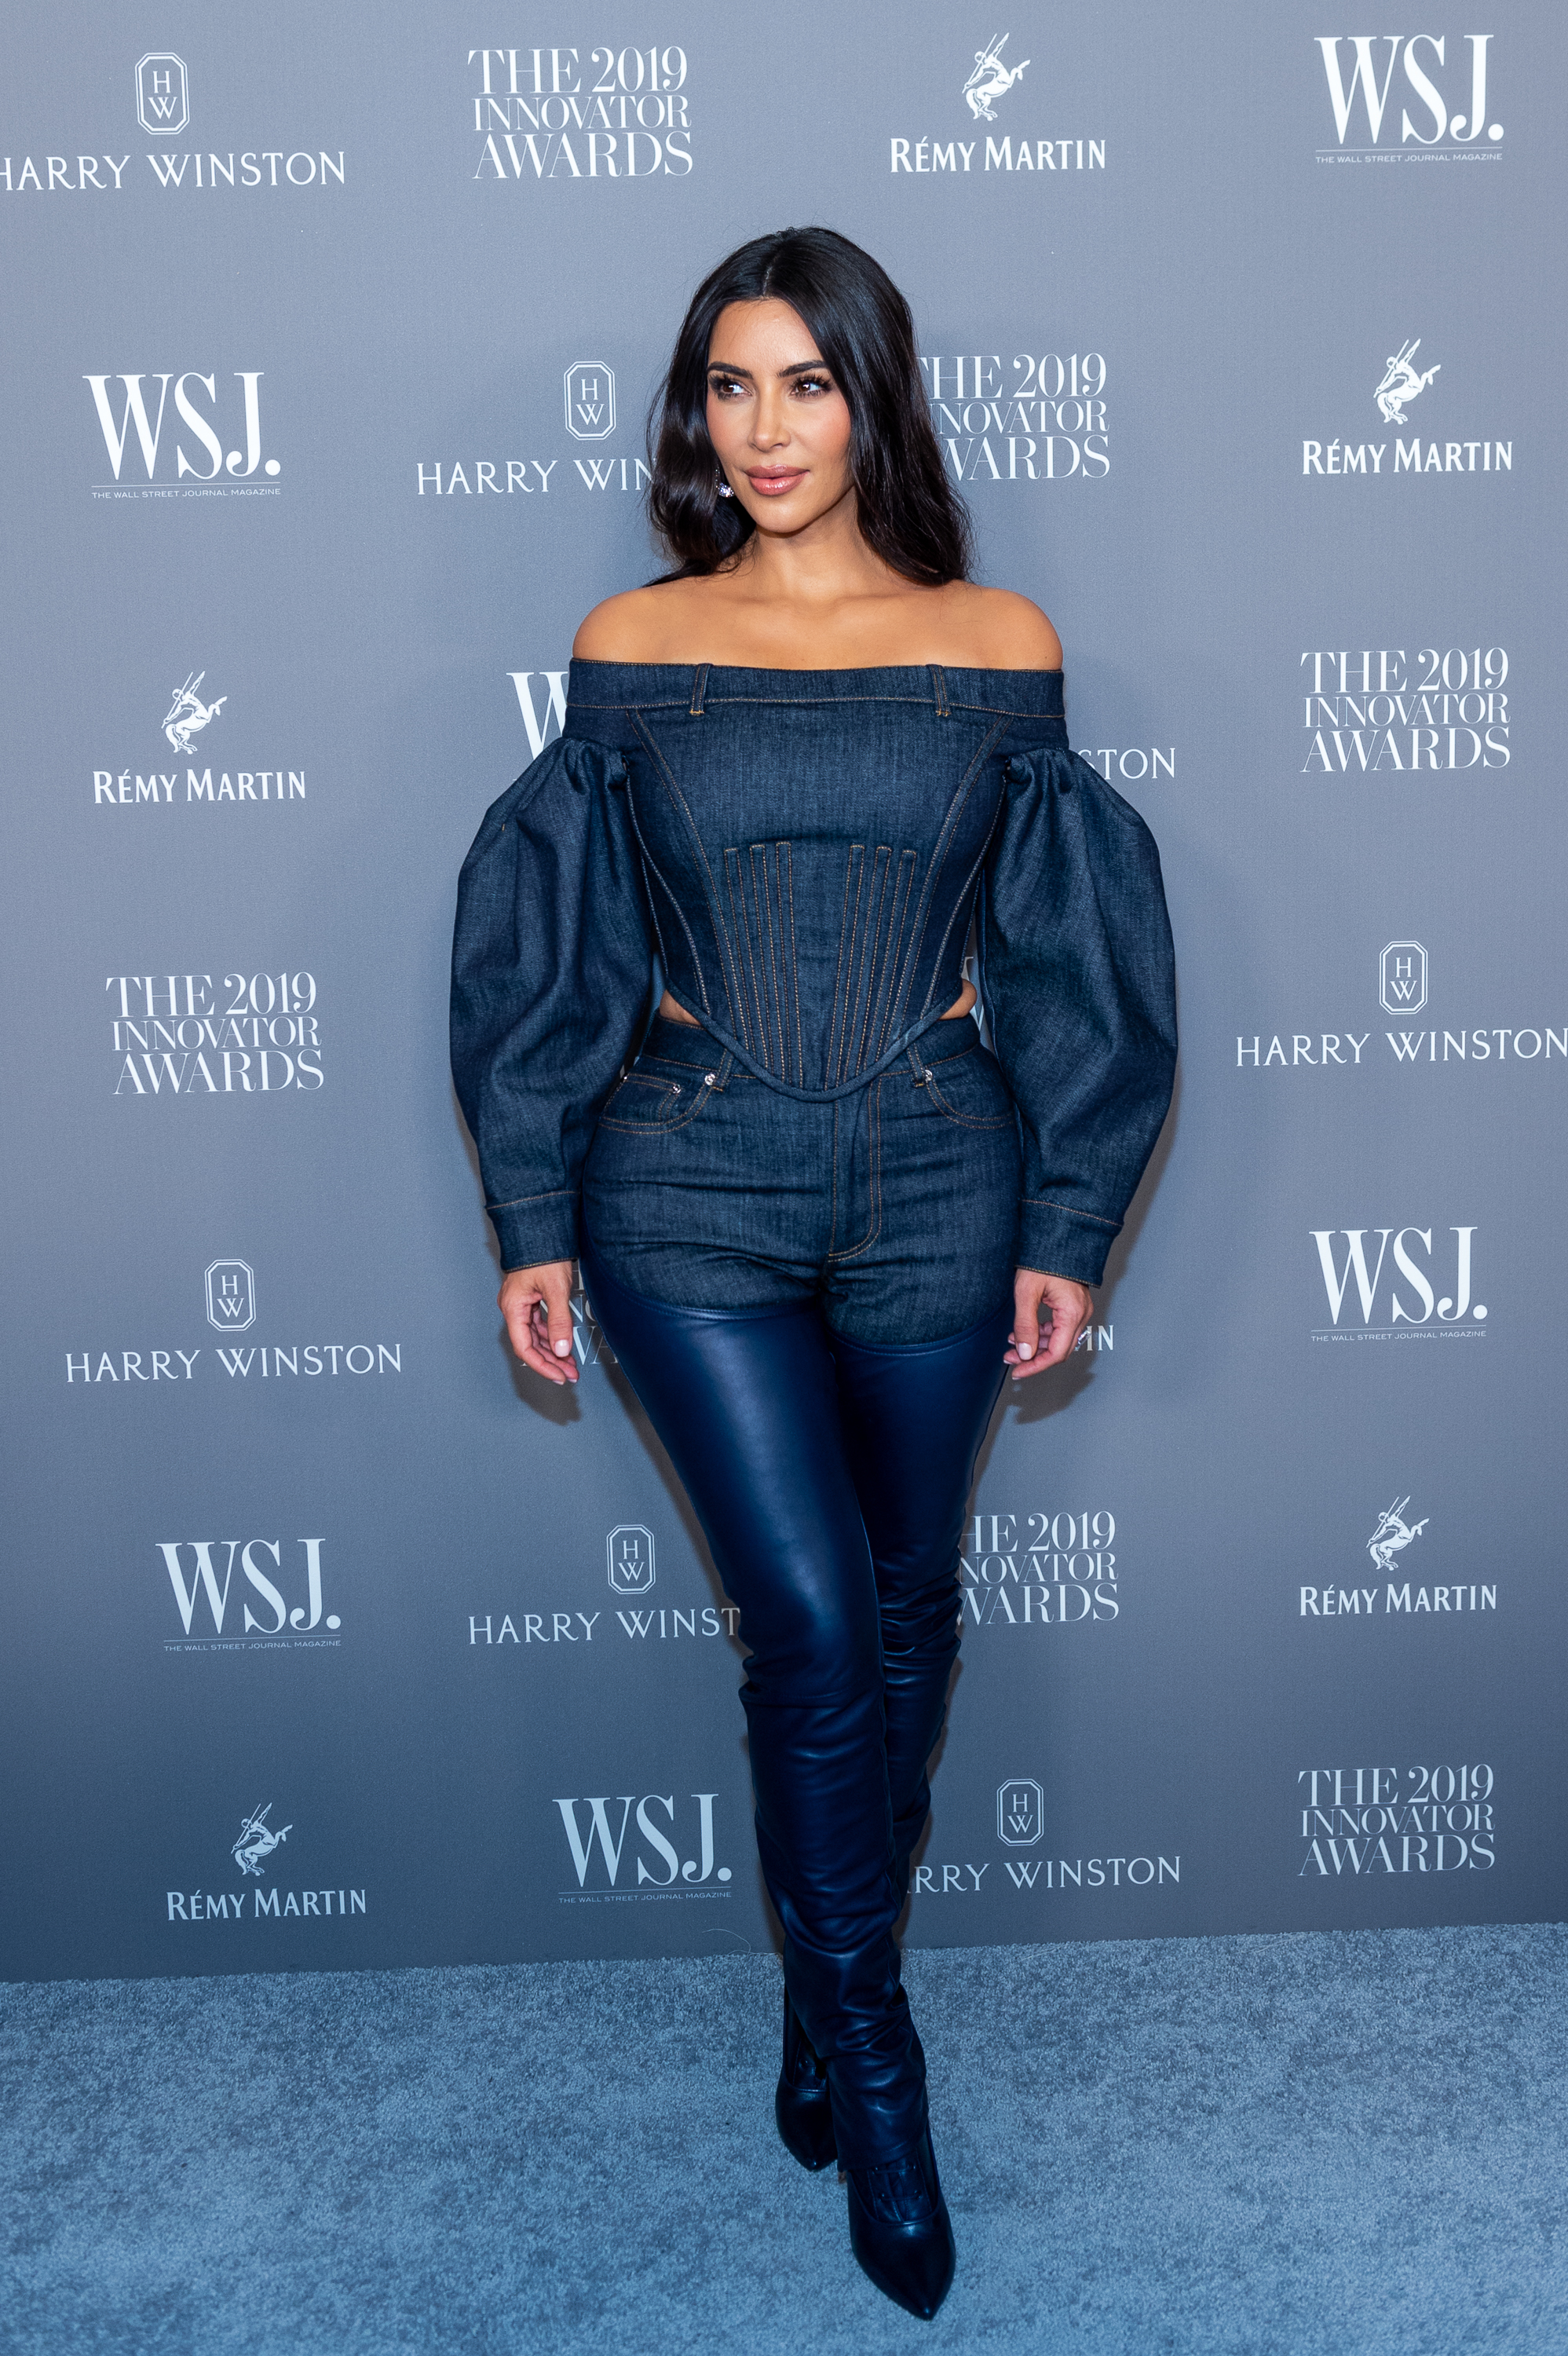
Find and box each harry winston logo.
[564,364,616,441]
[206,1259,255,1332]
[1380,942,1427,1014]
[997,1777,1044,1846]
[137,54,188,137]
[607,1525,655,1596]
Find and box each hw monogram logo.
[1380,942,1428,1014]
[206,1259,255,1333]
[997,1777,1044,1846]
[564,363,616,441]
[137,53,188,137]
[607,1526,655,1596]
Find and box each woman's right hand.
[499,1260,579,1385]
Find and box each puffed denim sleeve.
[981,747,1177,1286]
[450,738,654,1270]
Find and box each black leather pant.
[579,1232,1009,2167]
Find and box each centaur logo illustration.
[163,672,225,755]
[565,363,616,441]
[1376,340,1439,426]
[232,1802,291,1876]
[963,35,1029,121]
[1369,1498,1427,1577]
[607,1525,655,1596]
[1380,942,1427,1015]
[1315,36,1501,152]
[205,1258,254,1332]
[136,54,188,137]
[997,1778,1044,1846]
[554,1791,731,1888]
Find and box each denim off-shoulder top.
[450,659,1176,1285]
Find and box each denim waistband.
[639,1004,981,1089]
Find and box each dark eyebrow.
[705,359,832,381]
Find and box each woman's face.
[705,298,854,538]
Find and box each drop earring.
[715,466,733,499]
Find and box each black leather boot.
[775,1985,837,2170]
[845,2124,956,2320]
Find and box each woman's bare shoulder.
[953,585,1062,671]
[572,581,701,663]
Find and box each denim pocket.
[922,1042,1017,1132]
[596,1052,720,1134]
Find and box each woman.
[451,226,1175,2321]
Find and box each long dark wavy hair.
[646,226,972,586]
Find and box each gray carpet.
[3,1926,1565,2355]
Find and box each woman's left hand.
[1006,1269,1095,1380]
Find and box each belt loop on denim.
[905,1041,928,1086]
[929,664,949,719]
[689,664,710,717]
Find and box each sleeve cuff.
[490,1191,579,1271]
[1015,1198,1120,1287]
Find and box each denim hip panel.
[582,1012,1022,1346]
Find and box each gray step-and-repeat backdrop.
[3,4,1562,1981]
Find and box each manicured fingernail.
[554,1339,572,1356]
[1018,1341,1034,1359]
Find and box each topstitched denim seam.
[629,710,740,1030]
[486,1185,574,1210]
[827,1077,883,1261]
[828,845,866,1087]
[623,775,714,1019]
[723,849,762,1060]
[1024,1198,1120,1227]
[900,717,1013,1023]
[782,840,804,1087]
[755,846,787,1077]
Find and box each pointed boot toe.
[775,1989,838,2171]
[844,2127,956,2320]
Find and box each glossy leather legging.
[579,1232,1009,2167]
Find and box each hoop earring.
[715,466,733,499]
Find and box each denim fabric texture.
[584,1012,1020,1344]
[451,660,1176,1285]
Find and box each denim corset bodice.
[563,660,1069,1096]
[451,660,1177,1282]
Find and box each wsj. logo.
[159,1538,341,1641]
[232,1802,291,1877]
[997,1778,1044,1846]
[1375,339,1438,426]
[607,1525,655,1596]
[554,1792,731,1888]
[963,35,1029,121]
[163,672,225,755]
[206,1259,255,1333]
[86,371,279,483]
[1380,942,1427,1014]
[1315,35,1501,151]
[565,363,615,441]
[137,53,188,137]
[1310,1227,1486,1330]
[508,668,567,758]
[1369,1498,1427,1576]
